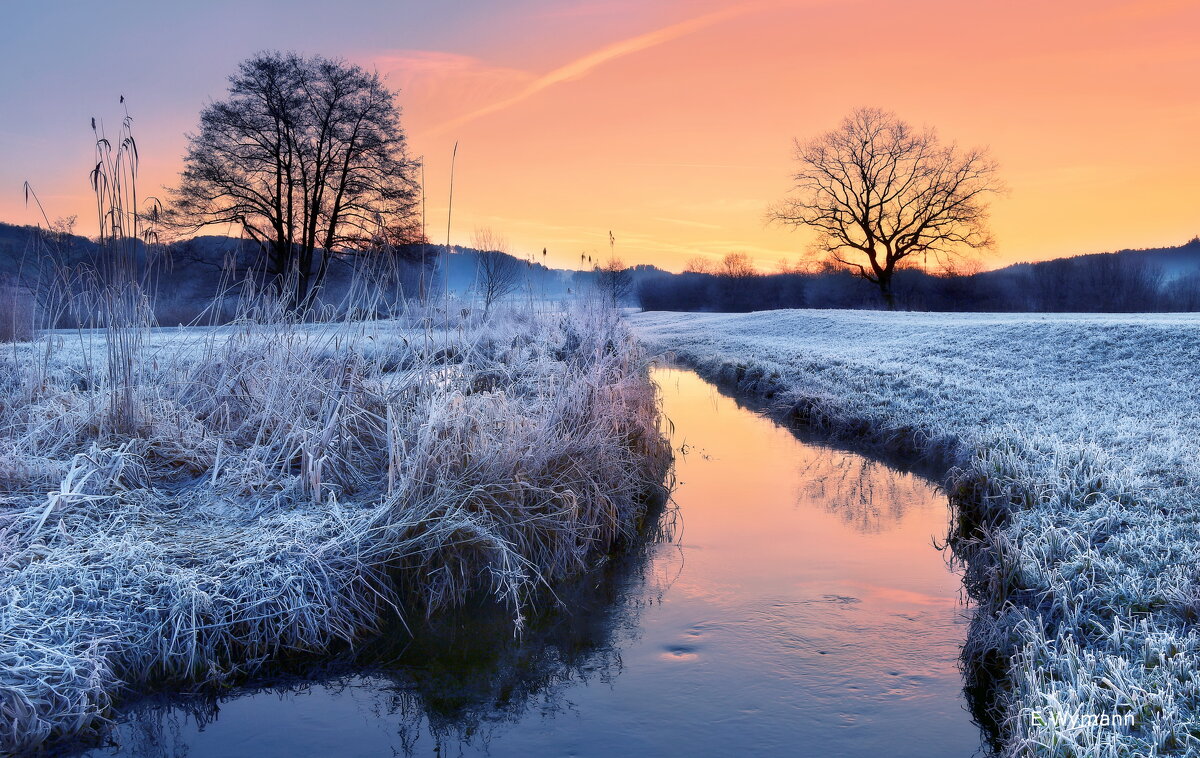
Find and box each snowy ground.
[631,309,1200,757]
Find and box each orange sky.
[2,0,1197,272]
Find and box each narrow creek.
[79,367,982,757]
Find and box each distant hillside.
[7,220,1191,316]
[0,222,100,279]
[994,237,1200,281]
[0,222,670,323]
[0,222,667,285]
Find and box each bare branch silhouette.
[770,107,1003,308]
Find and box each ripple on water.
[661,644,701,661]
[821,594,862,605]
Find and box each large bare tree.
[771,107,1002,308]
[167,51,421,308]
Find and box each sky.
[0,0,1197,272]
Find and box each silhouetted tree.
[719,252,756,278]
[714,252,759,310]
[167,51,421,308]
[771,107,1003,308]
[471,228,521,316]
[595,258,633,307]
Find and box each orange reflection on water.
[651,366,976,753]
[658,366,958,601]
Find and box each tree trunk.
[294,244,315,312]
[270,239,291,300]
[878,275,897,310]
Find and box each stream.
[79,367,983,757]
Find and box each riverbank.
[73,366,979,758]
[631,309,1200,757]
[0,306,671,754]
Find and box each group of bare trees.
[684,252,757,278]
[592,259,632,307]
[467,230,635,312]
[0,278,34,342]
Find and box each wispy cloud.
[376,51,531,89]
[653,216,723,230]
[622,162,774,170]
[425,1,783,136]
[373,51,533,111]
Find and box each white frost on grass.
[0,307,670,754]
[631,308,1200,757]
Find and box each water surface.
[80,367,980,757]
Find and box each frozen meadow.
[631,309,1200,757]
[0,306,671,754]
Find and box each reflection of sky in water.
[78,368,982,758]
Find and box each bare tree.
[719,252,757,278]
[471,228,521,317]
[713,252,758,311]
[167,51,421,309]
[770,107,1002,308]
[594,258,633,307]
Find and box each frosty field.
[631,309,1200,757]
[0,307,671,754]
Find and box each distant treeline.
[6,221,1198,321]
[637,240,1200,313]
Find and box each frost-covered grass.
[631,309,1200,757]
[0,304,671,754]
